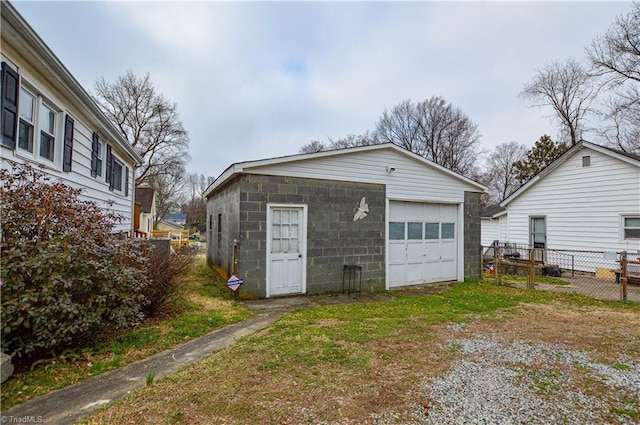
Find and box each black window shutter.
[1,62,19,149]
[124,166,129,197]
[91,132,99,177]
[106,144,114,191]
[62,115,74,172]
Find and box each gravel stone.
[417,336,640,425]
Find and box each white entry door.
[267,205,306,297]
[388,202,458,287]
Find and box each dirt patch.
[451,303,640,361]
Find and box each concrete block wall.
[234,174,386,298]
[464,191,482,280]
[206,178,241,281]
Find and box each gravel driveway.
[417,332,640,425]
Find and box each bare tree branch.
[93,70,190,186]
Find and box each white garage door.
[388,201,458,287]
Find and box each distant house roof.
[157,220,184,231]
[481,204,506,218]
[501,140,640,207]
[167,213,187,224]
[135,187,155,213]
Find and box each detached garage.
[205,143,485,299]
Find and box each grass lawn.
[1,257,251,410]
[81,282,640,424]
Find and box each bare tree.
[521,59,598,146]
[376,99,422,153]
[376,96,482,177]
[587,2,640,87]
[93,70,190,186]
[482,141,528,204]
[181,172,207,225]
[299,96,481,177]
[147,168,186,223]
[299,140,327,154]
[588,2,640,154]
[597,89,640,153]
[299,132,379,154]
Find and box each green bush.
[0,164,150,358]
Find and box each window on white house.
[112,158,124,191]
[96,141,103,177]
[530,216,546,248]
[16,85,59,163]
[582,155,591,167]
[18,87,35,153]
[623,216,640,240]
[39,103,56,161]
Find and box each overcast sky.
[13,0,633,179]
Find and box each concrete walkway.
[0,292,403,425]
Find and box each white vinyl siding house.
[481,207,507,247]
[499,142,640,255]
[1,2,141,232]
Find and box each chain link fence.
[482,243,640,302]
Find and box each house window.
[96,141,103,176]
[16,84,59,163]
[112,159,123,191]
[582,155,591,167]
[91,133,104,177]
[623,216,640,240]
[530,216,546,248]
[39,103,56,161]
[18,87,35,152]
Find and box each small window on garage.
[389,222,405,240]
[425,222,439,240]
[441,223,455,239]
[407,222,423,240]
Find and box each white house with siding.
[205,143,486,298]
[1,2,141,232]
[497,141,640,268]
[481,205,507,247]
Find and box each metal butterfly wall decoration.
[353,197,369,221]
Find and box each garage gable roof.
[205,143,486,198]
